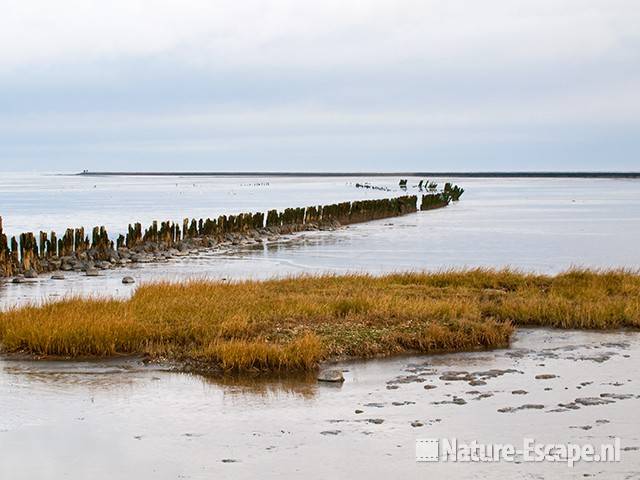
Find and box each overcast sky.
[1,0,639,172]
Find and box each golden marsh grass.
[1,269,638,372]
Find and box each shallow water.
[2,174,640,478]
[1,329,639,479]
[1,175,640,309]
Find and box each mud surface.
[1,328,639,479]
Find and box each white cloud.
[1,0,639,71]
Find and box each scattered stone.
[366,418,384,425]
[604,381,625,387]
[317,369,345,383]
[423,384,437,390]
[221,459,238,463]
[410,421,424,428]
[391,401,416,406]
[122,276,135,284]
[433,396,466,406]
[473,393,494,400]
[354,409,363,414]
[557,402,581,410]
[600,393,633,400]
[535,374,557,380]
[574,397,614,407]
[439,371,473,382]
[512,390,528,395]
[320,430,341,435]
[388,375,425,385]
[51,274,65,280]
[364,402,385,408]
[85,269,99,277]
[468,380,487,386]
[23,270,38,278]
[497,404,545,413]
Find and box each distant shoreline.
[76,171,640,178]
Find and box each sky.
[1,0,639,172]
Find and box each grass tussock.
[1,268,639,372]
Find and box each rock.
[366,418,384,424]
[354,409,363,414]
[49,259,62,269]
[24,270,38,279]
[600,393,633,400]
[122,276,135,284]
[85,269,99,277]
[12,276,26,284]
[535,374,557,380]
[574,397,614,407]
[474,393,494,400]
[512,390,528,395]
[497,404,545,413]
[423,384,437,390]
[51,274,65,280]
[439,371,473,382]
[410,421,424,428]
[468,380,487,386]
[317,369,345,383]
[60,263,73,271]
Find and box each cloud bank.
[1,0,639,171]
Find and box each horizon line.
[75,171,640,179]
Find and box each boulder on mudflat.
[122,276,135,284]
[317,369,345,383]
[51,274,65,280]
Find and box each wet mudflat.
[1,328,638,479]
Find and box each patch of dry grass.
[1,269,638,372]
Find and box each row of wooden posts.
[0,194,422,277]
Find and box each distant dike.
[76,171,640,178]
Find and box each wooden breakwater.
[1,194,428,278]
[420,182,465,210]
